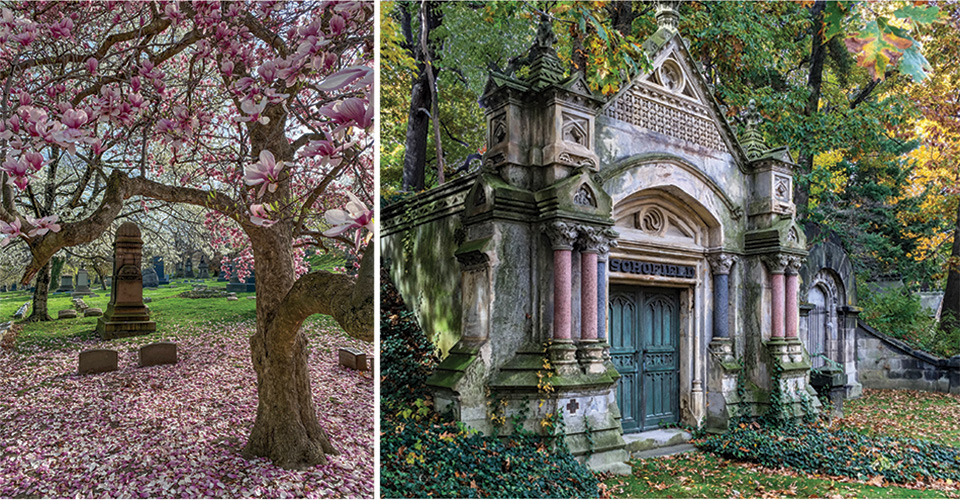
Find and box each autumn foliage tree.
[0,1,373,469]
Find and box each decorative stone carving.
[785,255,805,275]
[573,184,597,207]
[455,250,489,272]
[597,228,619,259]
[774,175,791,202]
[562,114,589,146]
[558,152,596,168]
[543,221,579,250]
[707,253,738,275]
[740,99,768,159]
[786,226,799,243]
[603,82,727,152]
[637,207,665,234]
[492,116,506,145]
[96,222,156,339]
[761,254,790,274]
[657,60,685,93]
[576,225,605,253]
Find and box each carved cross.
[566,399,580,415]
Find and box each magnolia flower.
[315,65,371,92]
[249,204,275,227]
[239,97,269,125]
[244,150,283,197]
[2,158,31,190]
[323,191,373,249]
[85,57,98,75]
[26,214,60,237]
[320,98,372,130]
[22,151,46,172]
[257,60,277,82]
[0,217,23,246]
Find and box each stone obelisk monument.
[97,222,157,339]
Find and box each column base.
[577,339,606,375]
[549,341,580,376]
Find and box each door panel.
[610,286,681,433]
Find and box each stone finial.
[505,13,566,91]
[707,253,738,275]
[543,221,579,250]
[785,255,805,275]
[533,13,558,52]
[655,1,681,31]
[741,99,768,159]
[761,253,790,274]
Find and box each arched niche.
[613,187,722,252]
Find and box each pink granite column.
[554,248,573,341]
[580,250,598,340]
[785,256,803,339]
[764,255,788,339]
[771,272,785,339]
[545,221,578,342]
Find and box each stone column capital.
[575,225,603,254]
[785,255,805,275]
[543,220,579,250]
[761,253,790,274]
[706,252,738,275]
[597,228,619,260]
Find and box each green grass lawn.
[0,279,258,352]
[607,390,960,498]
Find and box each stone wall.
[380,174,477,356]
[856,321,960,394]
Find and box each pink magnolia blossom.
[0,217,23,246]
[319,98,372,130]
[244,150,283,197]
[239,97,269,125]
[48,16,73,39]
[25,214,60,237]
[249,204,275,227]
[315,65,371,92]
[22,151,46,172]
[2,158,31,189]
[258,60,277,82]
[85,57,98,75]
[323,191,373,249]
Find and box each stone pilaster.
[762,254,789,340]
[785,255,803,340]
[576,225,605,374]
[707,253,737,339]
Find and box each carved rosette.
[543,221,579,250]
[575,225,604,254]
[706,253,738,276]
[761,254,790,274]
[785,255,805,275]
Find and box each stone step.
[623,428,693,460]
[632,443,697,460]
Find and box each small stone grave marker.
[13,302,29,319]
[58,309,77,319]
[78,349,118,374]
[84,308,103,317]
[338,347,367,372]
[139,342,177,367]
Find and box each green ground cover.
[607,389,960,499]
[0,279,256,352]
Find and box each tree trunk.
[242,223,337,468]
[26,260,52,322]
[940,199,960,333]
[795,0,828,219]
[401,0,442,192]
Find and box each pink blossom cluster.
[0,319,373,498]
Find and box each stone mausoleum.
[382,6,821,473]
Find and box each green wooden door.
[610,286,680,433]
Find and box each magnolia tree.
[0,1,374,468]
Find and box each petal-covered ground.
[0,318,373,498]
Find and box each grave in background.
[97,222,157,339]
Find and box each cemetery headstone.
[57,274,74,293]
[84,308,103,317]
[338,347,368,372]
[154,256,169,285]
[197,256,210,279]
[226,269,245,293]
[58,309,77,319]
[175,262,183,279]
[142,267,159,288]
[13,302,29,319]
[143,296,152,303]
[139,342,178,367]
[0,285,6,293]
[244,269,256,293]
[9,284,15,292]
[78,349,118,375]
[96,222,157,339]
[217,269,227,281]
[184,258,195,278]
[71,298,89,312]
[72,268,94,297]
[104,276,112,288]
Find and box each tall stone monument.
[57,274,74,293]
[97,223,156,339]
[197,256,210,279]
[184,257,195,278]
[154,256,169,285]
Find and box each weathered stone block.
[58,309,77,319]
[227,296,238,301]
[84,308,103,317]
[79,349,118,374]
[139,342,177,367]
[338,347,367,371]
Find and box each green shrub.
[858,286,960,357]
[379,265,599,498]
[697,422,960,484]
